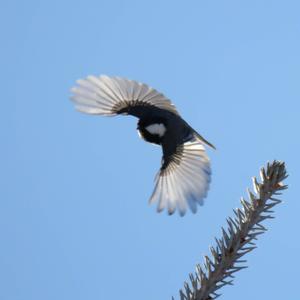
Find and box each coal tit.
[70,75,215,216]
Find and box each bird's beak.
[195,132,216,150]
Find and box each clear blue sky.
[2,1,299,299]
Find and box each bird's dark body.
[116,102,193,171]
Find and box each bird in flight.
[70,75,215,216]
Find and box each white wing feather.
[149,138,211,216]
[70,75,179,116]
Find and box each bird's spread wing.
[70,75,179,117]
[149,136,211,216]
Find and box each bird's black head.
[137,116,168,145]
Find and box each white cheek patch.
[145,123,166,137]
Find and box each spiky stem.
[176,160,288,300]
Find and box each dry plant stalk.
[176,160,288,300]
